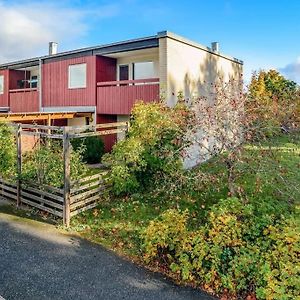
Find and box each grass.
[0,200,58,224]
[70,133,300,260]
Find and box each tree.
[248,69,300,131]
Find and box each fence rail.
[0,173,107,220]
[70,173,107,217]
[0,179,18,201]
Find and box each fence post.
[126,121,130,135]
[63,127,71,227]
[16,124,22,207]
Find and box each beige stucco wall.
[116,50,159,80]
[159,36,243,106]
[158,34,243,169]
[68,117,87,126]
[117,115,130,140]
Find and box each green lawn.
[70,133,300,258]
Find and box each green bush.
[22,141,88,187]
[103,102,192,195]
[0,123,17,180]
[71,136,105,164]
[142,198,300,299]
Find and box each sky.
[0,0,300,83]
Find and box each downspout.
[39,58,43,112]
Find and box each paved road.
[0,213,216,300]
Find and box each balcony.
[9,88,39,113]
[97,78,160,115]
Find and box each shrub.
[22,141,88,187]
[0,123,17,180]
[143,209,189,263]
[103,102,192,195]
[142,198,300,299]
[71,136,105,164]
[256,216,300,300]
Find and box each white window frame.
[117,64,130,81]
[68,63,87,89]
[0,75,4,95]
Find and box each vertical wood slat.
[97,80,160,115]
[42,55,117,108]
[16,124,22,207]
[96,114,117,152]
[9,89,39,113]
[63,127,71,227]
[0,69,9,108]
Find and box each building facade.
[0,31,243,151]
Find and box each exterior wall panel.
[0,70,9,108]
[96,56,116,83]
[42,55,117,109]
[159,35,243,169]
[159,36,243,106]
[97,114,117,152]
[42,56,97,107]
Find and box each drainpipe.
[39,58,43,112]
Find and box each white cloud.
[279,57,300,84]
[0,1,119,63]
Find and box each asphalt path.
[0,212,216,300]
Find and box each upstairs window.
[30,76,38,89]
[68,63,87,89]
[0,75,4,94]
[133,62,155,80]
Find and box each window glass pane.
[30,76,38,89]
[119,65,129,81]
[69,64,87,88]
[133,62,155,80]
[0,75,4,94]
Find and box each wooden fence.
[70,173,108,217]
[0,122,128,226]
[0,173,107,220]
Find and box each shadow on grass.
[0,199,58,225]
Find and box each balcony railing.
[9,88,39,113]
[97,78,160,114]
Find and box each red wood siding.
[10,89,39,113]
[0,70,9,108]
[9,70,30,89]
[96,56,116,83]
[97,78,160,115]
[97,114,117,152]
[42,56,97,107]
[42,55,117,108]
[0,70,31,109]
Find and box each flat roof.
[0,31,243,69]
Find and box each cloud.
[279,57,300,84]
[0,1,120,63]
